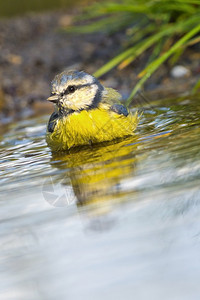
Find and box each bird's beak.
[47,95,59,103]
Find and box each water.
[0,95,200,300]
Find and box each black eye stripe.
[60,83,93,96]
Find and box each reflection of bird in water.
[46,70,139,151]
[51,137,138,207]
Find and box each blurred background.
[1,2,200,300]
[0,0,96,124]
[0,0,87,17]
[0,0,200,124]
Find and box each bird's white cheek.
[86,85,98,100]
[63,94,82,110]
[62,85,98,110]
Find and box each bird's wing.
[109,104,129,116]
[101,87,122,106]
[47,112,59,133]
[101,87,129,116]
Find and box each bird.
[46,70,138,151]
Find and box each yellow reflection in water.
[50,137,138,208]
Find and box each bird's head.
[47,70,104,114]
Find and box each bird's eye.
[67,85,76,94]
[61,86,76,97]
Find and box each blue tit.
[46,70,138,151]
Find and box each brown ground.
[0,10,199,123]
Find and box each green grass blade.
[126,24,200,106]
[66,16,126,34]
[192,78,200,94]
[94,26,173,77]
[93,46,139,77]
[94,16,200,77]
[87,3,151,14]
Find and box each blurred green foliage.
[67,0,200,104]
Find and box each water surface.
[0,95,200,300]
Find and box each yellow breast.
[46,106,138,151]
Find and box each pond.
[0,95,200,299]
